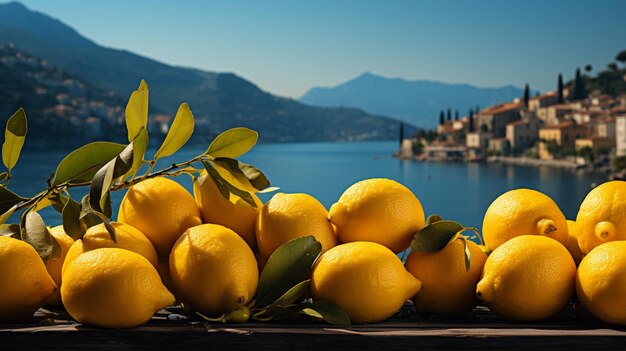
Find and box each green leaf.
[267,279,311,309]
[154,102,194,160]
[426,214,443,226]
[125,80,149,141]
[410,220,464,253]
[0,186,24,214]
[90,143,134,217]
[0,223,20,238]
[0,172,7,182]
[52,142,126,186]
[300,301,351,325]
[256,236,322,307]
[202,162,230,200]
[0,204,17,225]
[212,158,261,193]
[125,127,148,179]
[2,108,27,172]
[20,211,60,262]
[205,127,258,158]
[79,195,105,229]
[62,196,86,240]
[213,157,270,192]
[461,237,472,272]
[49,192,69,213]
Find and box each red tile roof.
[481,102,522,115]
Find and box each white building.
[467,132,492,150]
[616,116,626,156]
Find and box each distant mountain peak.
[300,73,524,128]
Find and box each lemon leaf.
[212,158,259,193]
[411,220,464,252]
[154,103,194,160]
[267,279,311,310]
[62,196,86,240]
[52,142,127,186]
[124,127,148,179]
[0,204,17,225]
[256,236,322,307]
[20,210,60,262]
[2,108,27,172]
[205,127,258,159]
[299,301,351,325]
[89,142,134,218]
[125,80,149,141]
[0,186,25,215]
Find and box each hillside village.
[402,55,626,173]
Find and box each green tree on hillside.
[572,68,587,101]
[616,50,626,66]
[557,74,564,103]
[523,83,530,106]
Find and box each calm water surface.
[10,141,606,230]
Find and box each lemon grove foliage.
[0,80,350,325]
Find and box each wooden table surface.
[2,304,625,350]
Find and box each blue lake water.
[10,141,606,230]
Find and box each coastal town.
[400,62,626,175]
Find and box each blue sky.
[7,0,626,98]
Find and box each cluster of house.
[1,44,124,139]
[418,90,626,163]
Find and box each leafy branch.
[0,80,273,261]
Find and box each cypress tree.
[557,74,564,103]
[468,110,474,132]
[523,83,530,106]
[475,105,480,114]
[447,109,451,121]
[573,68,587,100]
[454,110,459,120]
[439,111,445,125]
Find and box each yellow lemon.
[193,171,262,250]
[405,237,487,315]
[118,176,202,258]
[576,241,626,325]
[310,242,422,323]
[576,181,626,254]
[476,235,576,321]
[44,226,74,305]
[565,220,584,265]
[170,224,258,316]
[256,193,337,259]
[62,222,158,276]
[0,236,57,321]
[62,248,174,329]
[329,178,424,253]
[482,189,568,250]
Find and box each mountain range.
[0,2,399,143]
[300,72,524,128]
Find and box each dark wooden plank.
[2,304,626,350]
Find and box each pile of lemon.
[2,175,626,329]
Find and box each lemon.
[62,248,175,329]
[193,171,262,250]
[476,235,576,321]
[565,220,584,265]
[61,222,158,276]
[310,242,422,323]
[0,236,57,321]
[256,193,337,259]
[329,178,424,253]
[576,181,626,254]
[44,225,74,305]
[576,241,626,325]
[405,237,487,315]
[482,189,568,250]
[170,224,258,316]
[118,176,202,258]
